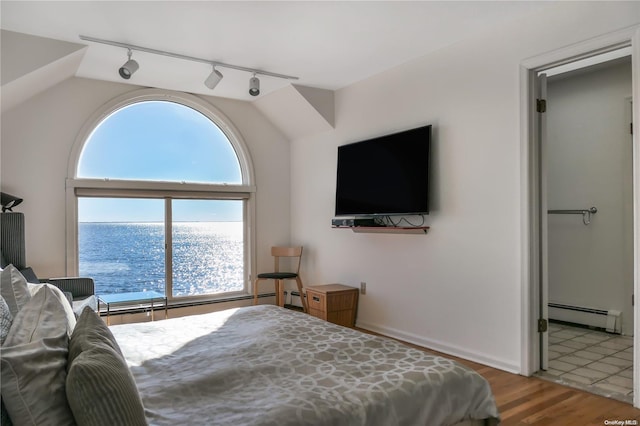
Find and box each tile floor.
[537,321,634,403]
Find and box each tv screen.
[335,124,431,217]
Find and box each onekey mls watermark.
[604,420,638,425]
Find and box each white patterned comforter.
[110,305,500,426]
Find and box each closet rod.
[547,206,597,225]
[547,207,597,215]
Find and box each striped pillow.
[66,307,146,426]
[68,306,123,365]
[66,345,147,426]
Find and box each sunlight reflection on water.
[79,222,244,296]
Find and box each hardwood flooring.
[358,328,640,425]
[462,357,640,425]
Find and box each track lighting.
[204,66,223,90]
[249,74,260,96]
[80,35,299,94]
[119,49,139,80]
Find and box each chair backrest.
[271,246,303,274]
[0,212,27,269]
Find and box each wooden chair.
[253,246,307,312]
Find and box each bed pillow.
[0,297,13,426]
[18,266,39,284]
[0,285,75,425]
[66,345,147,426]
[25,282,76,336]
[44,283,77,335]
[0,295,12,345]
[69,306,123,364]
[66,307,147,426]
[0,264,31,316]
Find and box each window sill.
[98,293,269,316]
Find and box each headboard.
[0,212,27,270]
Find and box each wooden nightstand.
[306,284,359,327]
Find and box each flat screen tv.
[335,124,431,217]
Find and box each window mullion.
[165,198,173,300]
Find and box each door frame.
[519,25,640,408]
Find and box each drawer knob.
[312,296,320,302]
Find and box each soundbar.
[331,218,383,227]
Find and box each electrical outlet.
[360,282,366,295]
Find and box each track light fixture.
[249,74,260,96]
[118,49,139,80]
[204,66,224,90]
[80,35,299,95]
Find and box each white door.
[537,73,549,371]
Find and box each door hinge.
[632,294,635,306]
[538,318,548,333]
[631,122,633,135]
[536,99,547,113]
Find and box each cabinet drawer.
[308,308,327,321]
[307,292,325,310]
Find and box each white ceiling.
[1,1,552,101]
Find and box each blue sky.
[78,101,243,222]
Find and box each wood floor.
[459,357,640,425]
[359,328,640,425]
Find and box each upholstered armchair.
[0,212,97,313]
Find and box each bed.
[110,305,500,426]
[1,269,499,426]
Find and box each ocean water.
[79,222,244,296]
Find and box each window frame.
[66,89,256,303]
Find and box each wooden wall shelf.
[332,226,429,234]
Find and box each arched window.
[67,90,255,303]
[78,101,242,184]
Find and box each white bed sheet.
[110,305,500,426]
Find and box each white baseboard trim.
[356,320,521,375]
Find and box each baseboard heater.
[284,290,305,309]
[548,302,621,334]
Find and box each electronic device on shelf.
[334,124,431,217]
[331,218,382,227]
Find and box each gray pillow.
[0,401,11,426]
[0,295,12,345]
[66,308,147,426]
[18,266,39,284]
[0,285,75,425]
[42,283,77,336]
[72,295,98,317]
[0,264,31,316]
[69,306,123,365]
[0,297,13,426]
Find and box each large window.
[68,90,254,302]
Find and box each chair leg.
[274,280,279,306]
[295,276,307,313]
[253,278,260,305]
[276,280,285,307]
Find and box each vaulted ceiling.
[1,1,552,103]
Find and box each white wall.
[1,1,638,375]
[290,2,640,373]
[0,77,291,285]
[547,59,634,335]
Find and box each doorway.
[521,28,640,409]
[540,55,635,403]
